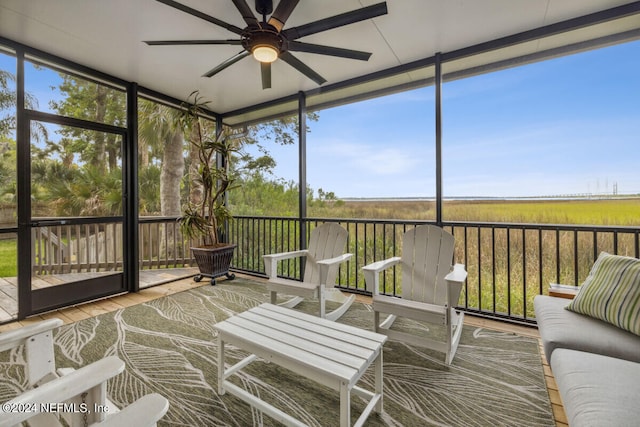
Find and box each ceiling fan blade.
[268,0,300,32]
[154,0,244,35]
[287,41,371,61]
[261,62,272,89]
[231,0,260,27]
[202,51,251,78]
[144,40,242,46]
[283,2,387,40]
[279,52,326,85]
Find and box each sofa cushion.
[566,252,640,336]
[550,348,640,427]
[534,295,640,363]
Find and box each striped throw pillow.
[566,252,640,336]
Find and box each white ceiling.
[1,0,639,122]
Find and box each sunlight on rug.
[0,278,554,426]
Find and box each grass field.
[311,197,640,225]
[0,238,17,277]
[443,198,640,225]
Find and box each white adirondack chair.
[0,318,64,388]
[263,223,355,321]
[0,320,169,427]
[362,225,468,365]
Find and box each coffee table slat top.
[214,303,387,387]
[256,303,386,342]
[225,313,373,368]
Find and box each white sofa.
[535,294,640,426]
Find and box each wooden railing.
[32,223,124,274]
[138,217,198,269]
[32,217,198,275]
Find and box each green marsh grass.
[312,198,640,319]
[311,198,640,226]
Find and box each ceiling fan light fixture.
[252,45,279,63]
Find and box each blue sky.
[2,39,639,199]
[265,39,640,198]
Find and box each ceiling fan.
[145,0,388,89]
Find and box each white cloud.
[305,139,433,197]
[312,139,423,176]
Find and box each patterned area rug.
[1,278,554,426]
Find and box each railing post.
[435,52,443,227]
[298,91,308,252]
[125,81,139,292]
[16,49,31,319]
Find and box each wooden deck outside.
[0,273,567,426]
[0,267,199,323]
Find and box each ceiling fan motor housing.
[242,25,284,55]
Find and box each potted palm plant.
[178,92,241,285]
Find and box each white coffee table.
[214,303,387,427]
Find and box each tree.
[49,75,125,175]
[0,70,47,142]
[224,111,319,217]
[177,93,241,246]
[0,139,17,203]
[0,68,47,216]
[138,99,184,217]
[176,92,314,243]
[0,70,15,140]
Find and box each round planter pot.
[191,243,237,285]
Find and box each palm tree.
[138,99,187,261]
[138,99,185,217]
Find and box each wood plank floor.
[0,267,199,322]
[0,273,567,426]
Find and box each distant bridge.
[340,193,640,202]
